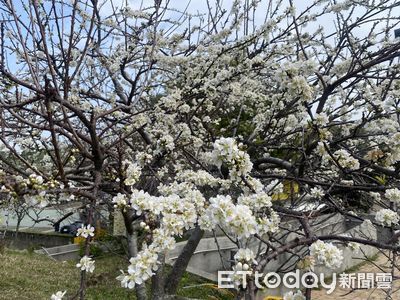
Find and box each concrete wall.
[166,213,379,299]
[35,243,80,261]
[258,215,378,299]
[166,236,236,279]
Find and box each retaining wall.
[2,229,73,249]
[166,213,379,299]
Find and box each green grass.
[0,249,234,300]
[175,270,235,300]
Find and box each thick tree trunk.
[127,230,148,300]
[151,253,165,300]
[164,226,204,295]
[244,281,256,300]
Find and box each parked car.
[59,221,83,235]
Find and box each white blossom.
[200,195,258,238]
[309,240,343,269]
[76,256,95,273]
[385,188,400,203]
[76,224,95,239]
[130,189,157,215]
[23,191,48,208]
[210,137,253,180]
[283,290,306,300]
[258,211,280,235]
[237,192,272,210]
[309,187,325,198]
[112,193,128,208]
[117,245,159,289]
[123,160,142,186]
[234,248,257,265]
[28,174,44,185]
[333,149,360,170]
[375,209,399,227]
[50,291,66,300]
[314,113,329,126]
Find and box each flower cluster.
[23,191,48,208]
[210,137,253,180]
[199,195,257,238]
[117,226,178,289]
[234,248,257,266]
[27,174,44,185]
[309,187,325,199]
[76,224,95,239]
[117,244,159,289]
[123,160,142,186]
[129,189,157,215]
[225,204,258,238]
[375,209,399,227]
[364,148,384,162]
[385,188,400,203]
[0,173,65,208]
[76,256,95,273]
[287,75,313,102]
[22,174,50,207]
[112,193,128,208]
[314,113,329,127]
[116,184,207,289]
[333,149,360,170]
[237,192,272,210]
[151,228,176,251]
[128,188,199,233]
[229,248,258,288]
[50,291,66,300]
[283,290,305,300]
[258,211,280,235]
[309,240,343,269]
[176,169,221,187]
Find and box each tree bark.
[151,252,165,300]
[164,226,204,295]
[244,281,256,300]
[127,229,148,300]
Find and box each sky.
[2,0,399,85]
[99,0,399,42]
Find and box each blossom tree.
[1,0,400,299]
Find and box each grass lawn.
[0,249,234,300]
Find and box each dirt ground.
[312,253,400,300]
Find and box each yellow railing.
[264,296,283,300]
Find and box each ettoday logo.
[218,270,393,294]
